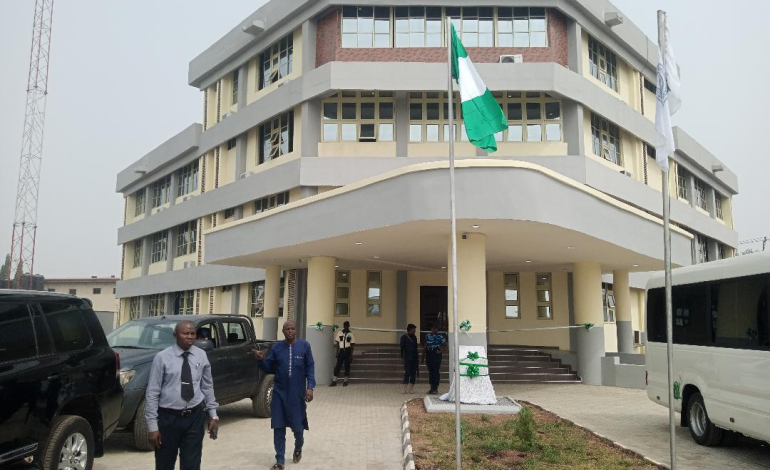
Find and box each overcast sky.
[0,1,768,278]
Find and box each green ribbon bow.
[314,322,324,332]
[459,319,472,333]
[584,323,594,331]
[465,364,480,378]
[332,323,341,332]
[467,351,479,361]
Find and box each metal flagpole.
[658,10,677,470]
[446,17,462,470]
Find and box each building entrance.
[419,286,448,343]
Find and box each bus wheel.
[688,392,723,446]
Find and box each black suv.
[0,290,123,470]
[107,315,275,451]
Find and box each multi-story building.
[116,0,739,385]
[45,276,120,331]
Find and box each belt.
[158,403,203,416]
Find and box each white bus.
[646,251,770,446]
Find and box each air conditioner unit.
[499,54,523,64]
[240,171,254,180]
[621,170,633,178]
[183,261,197,269]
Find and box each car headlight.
[119,369,137,387]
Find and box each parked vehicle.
[646,251,770,446]
[107,314,275,450]
[0,290,123,470]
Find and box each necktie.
[181,351,194,402]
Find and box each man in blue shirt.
[253,320,315,470]
[422,323,446,395]
[145,320,219,470]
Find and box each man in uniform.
[253,320,315,470]
[330,320,355,387]
[400,324,419,394]
[145,320,219,470]
[422,323,446,394]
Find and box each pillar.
[396,271,408,343]
[395,91,408,157]
[447,233,487,354]
[572,261,604,385]
[613,270,634,353]
[263,265,281,341]
[230,284,241,315]
[306,256,336,385]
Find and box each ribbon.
[332,323,340,332]
[314,321,324,332]
[467,351,479,361]
[459,319,472,333]
[465,364,480,378]
[584,323,594,331]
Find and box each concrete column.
[396,271,408,343]
[263,265,281,340]
[301,20,317,73]
[299,186,319,199]
[168,172,178,207]
[706,187,717,218]
[164,293,175,315]
[572,261,605,385]
[230,284,241,315]
[141,237,152,276]
[140,295,149,318]
[395,92,408,157]
[237,64,248,111]
[300,100,320,157]
[165,227,177,273]
[563,101,585,156]
[567,21,583,74]
[613,270,634,353]
[306,256,336,385]
[144,186,153,217]
[707,239,719,263]
[295,269,309,339]
[686,173,696,207]
[447,233,487,352]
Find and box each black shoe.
[329,381,337,387]
[293,450,302,463]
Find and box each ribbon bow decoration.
[466,351,479,361]
[465,364,480,379]
[332,323,340,332]
[583,323,594,331]
[314,322,324,332]
[459,319,472,333]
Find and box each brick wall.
[316,8,569,68]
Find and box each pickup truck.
[106,314,275,450]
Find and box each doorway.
[420,286,448,343]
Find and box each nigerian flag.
[450,24,507,152]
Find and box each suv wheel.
[252,375,274,418]
[39,415,94,470]
[688,392,723,446]
[133,400,154,452]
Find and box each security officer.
[422,323,446,394]
[330,321,355,387]
[145,320,219,470]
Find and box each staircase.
[346,344,581,384]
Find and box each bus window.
[712,274,769,351]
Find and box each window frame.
[322,91,395,143]
[148,294,165,317]
[504,272,520,319]
[151,175,172,209]
[494,91,562,143]
[366,271,382,316]
[259,111,294,164]
[335,270,351,316]
[590,113,622,166]
[394,6,443,48]
[602,282,616,323]
[715,194,724,220]
[176,162,199,198]
[694,178,708,211]
[132,239,143,268]
[250,280,265,317]
[150,231,168,264]
[129,297,141,320]
[173,290,195,315]
[676,165,689,200]
[175,221,197,258]
[253,191,290,215]
[259,33,294,89]
[496,7,548,48]
[536,273,553,319]
[134,189,146,217]
[231,70,239,106]
[588,36,619,92]
[342,6,391,48]
[696,234,710,264]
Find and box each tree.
[0,254,10,280]
[741,248,755,256]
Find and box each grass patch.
[408,399,661,470]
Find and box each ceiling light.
[373,256,380,259]
[525,260,532,263]
[441,266,446,269]
[471,224,480,229]
[335,265,339,268]
[567,246,575,250]
[633,264,639,267]
[355,242,363,245]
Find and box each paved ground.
[97,383,770,470]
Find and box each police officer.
[145,320,219,470]
[330,321,355,387]
[422,323,446,394]
[400,324,419,394]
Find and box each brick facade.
[316,7,569,68]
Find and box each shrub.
[514,405,536,448]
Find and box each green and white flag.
[450,24,507,152]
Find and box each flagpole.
[658,10,677,470]
[446,17,462,470]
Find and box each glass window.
[151,175,172,208]
[173,290,195,315]
[134,189,146,217]
[395,6,442,48]
[151,231,168,263]
[222,322,248,345]
[367,271,382,316]
[251,281,265,317]
[335,270,350,316]
[590,113,622,165]
[176,162,199,198]
[0,302,38,362]
[408,92,464,143]
[694,178,708,211]
[148,294,165,317]
[588,36,618,91]
[536,273,552,319]
[715,194,724,220]
[342,6,391,48]
[175,221,198,258]
[40,301,92,353]
[504,273,520,318]
[495,93,561,143]
[129,297,141,320]
[696,234,710,264]
[602,283,615,323]
[712,275,769,350]
[260,111,294,164]
[259,33,294,89]
[321,92,395,142]
[676,165,689,200]
[132,239,143,268]
[498,7,548,48]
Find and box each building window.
[394,6,442,47]
[151,175,172,208]
[231,70,239,106]
[113,287,116,294]
[696,234,710,264]
[644,77,657,94]
[176,162,199,198]
[221,285,233,293]
[591,113,622,165]
[602,283,615,323]
[367,271,382,316]
[676,165,688,200]
[132,239,143,268]
[254,191,289,214]
[259,33,293,89]
[250,280,265,317]
[715,194,724,220]
[151,231,168,263]
[129,297,140,320]
[148,294,165,316]
[536,273,552,319]
[342,6,391,48]
[134,189,146,217]
[322,91,395,142]
[694,178,708,211]
[224,208,236,219]
[717,243,725,260]
[173,290,195,315]
[495,92,561,142]
[259,111,294,164]
[48,288,55,292]
[335,270,350,316]
[93,288,101,295]
[407,91,459,142]
[175,221,197,258]
[69,289,77,295]
[497,7,547,47]
[588,36,618,91]
[227,138,237,150]
[445,7,494,47]
[504,273,520,318]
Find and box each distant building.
[44,277,119,332]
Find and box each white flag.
[654,23,681,171]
